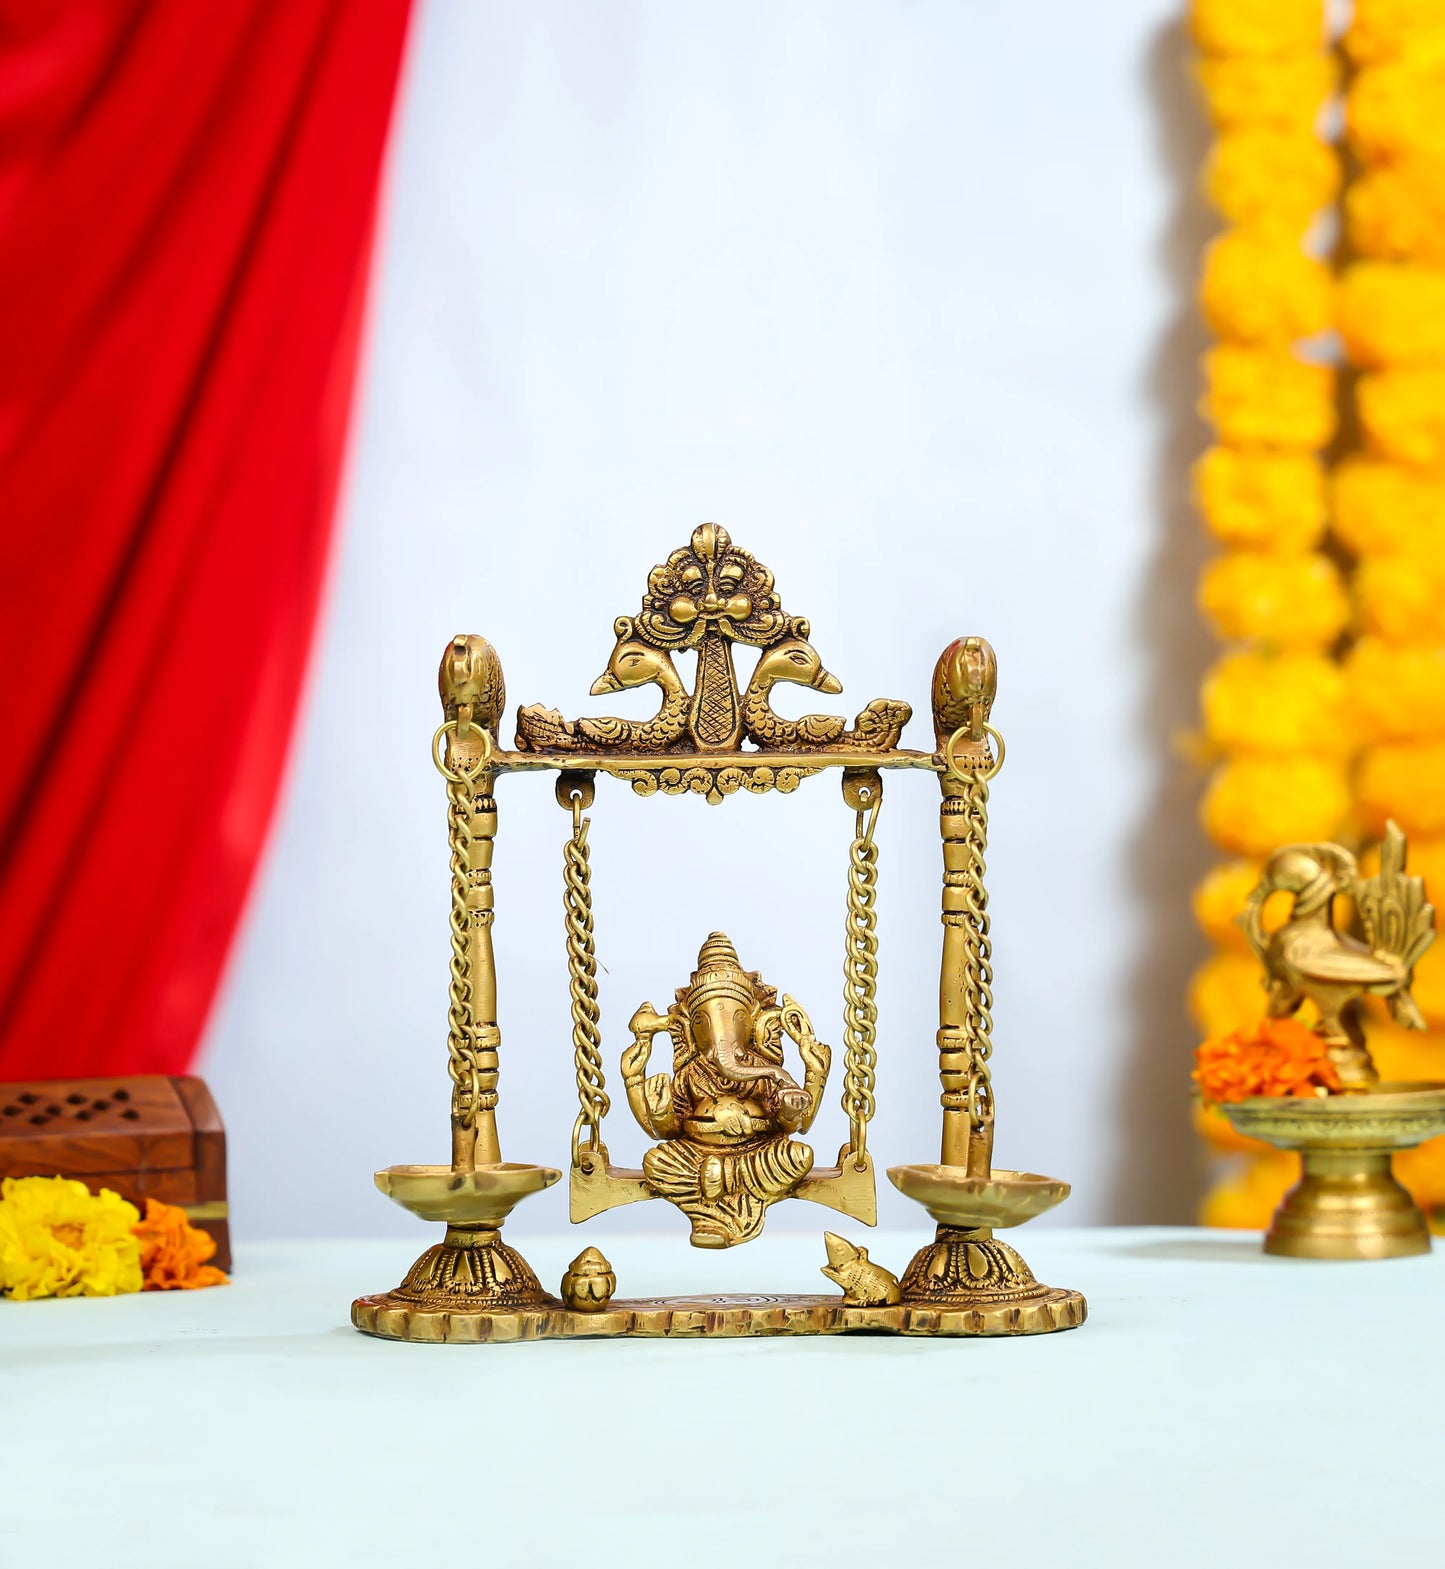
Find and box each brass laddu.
[353,524,1084,1342]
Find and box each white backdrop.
[200,0,1216,1242]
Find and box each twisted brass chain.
[942,724,1002,1137]
[956,772,995,1134]
[564,792,609,1164]
[444,773,480,1127]
[841,796,881,1165]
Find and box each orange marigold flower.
[1201,347,1336,448]
[1189,0,1326,57]
[1192,447,1326,551]
[1194,50,1338,130]
[1358,365,1445,465]
[1338,262,1445,368]
[1200,230,1334,345]
[1347,158,1445,265]
[1204,130,1339,229]
[1197,549,1348,650]
[133,1199,228,1292]
[1194,1016,1343,1102]
[1331,457,1445,556]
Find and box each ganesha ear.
[753,1007,785,1063]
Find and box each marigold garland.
[1346,637,1445,739]
[1347,159,1445,265]
[1192,447,1326,551]
[1201,649,1349,754]
[1200,230,1334,345]
[1357,365,1445,466]
[1197,549,1349,648]
[1200,754,1351,856]
[1331,456,1445,555]
[1187,0,1372,1232]
[1201,346,1336,448]
[1337,262,1445,366]
[0,1177,228,1301]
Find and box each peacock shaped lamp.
[1214,824,1444,1259]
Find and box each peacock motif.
[742,630,912,751]
[1238,821,1436,1088]
[515,617,689,753]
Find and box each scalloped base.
[350,1287,1086,1343]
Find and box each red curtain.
[0,0,413,1078]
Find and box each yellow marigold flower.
[1193,860,1263,949]
[1198,549,1349,650]
[1331,457,1445,555]
[1348,61,1445,163]
[1366,1015,1445,1080]
[1397,1136,1445,1208]
[1201,649,1349,755]
[1188,951,1267,1036]
[1192,448,1326,551]
[1358,365,1445,465]
[1200,231,1334,345]
[1193,1096,1271,1155]
[1338,263,1445,368]
[1355,552,1445,643]
[1347,0,1445,65]
[1201,753,1351,855]
[1201,347,1336,448]
[1200,1150,1298,1230]
[1204,129,1341,228]
[1347,157,1445,266]
[1189,0,1326,56]
[1413,941,1445,1026]
[1345,638,1445,741]
[0,1176,142,1301]
[1192,861,1312,951]
[1362,833,1445,911]
[1358,739,1445,835]
[1194,51,1339,130]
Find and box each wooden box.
[0,1075,229,1270]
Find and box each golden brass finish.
[353,529,1083,1342]
[1239,823,1434,1088]
[560,1246,616,1311]
[562,931,878,1244]
[353,641,559,1341]
[1221,823,1443,1259]
[886,637,1085,1332]
[820,1231,901,1304]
